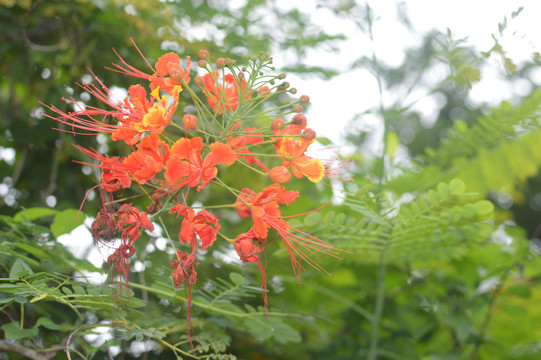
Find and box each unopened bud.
[300,95,310,104]
[198,49,209,59]
[258,86,271,99]
[195,76,204,87]
[198,60,206,68]
[216,57,226,68]
[278,72,286,80]
[238,72,245,80]
[302,128,316,140]
[281,81,290,89]
[271,117,284,130]
[292,105,303,113]
[268,166,291,184]
[170,69,181,81]
[289,88,297,94]
[182,114,198,129]
[293,113,307,126]
[167,62,180,75]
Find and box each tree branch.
[0,339,57,360]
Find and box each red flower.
[169,249,199,346]
[123,135,170,184]
[116,204,154,244]
[198,71,252,114]
[227,123,269,171]
[94,205,153,284]
[72,145,131,192]
[170,250,199,287]
[237,184,340,281]
[164,137,236,191]
[169,204,221,249]
[235,188,257,218]
[234,229,268,314]
[107,243,136,283]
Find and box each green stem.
[367,248,386,360]
[20,302,23,329]
[365,4,389,359]
[128,282,301,319]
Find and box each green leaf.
[437,182,451,201]
[1,322,39,339]
[304,212,323,227]
[315,136,332,146]
[9,258,33,279]
[449,179,466,195]
[386,130,400,158]
[37,316,76,331]
[229,272,245,286]
[473,200,494,216]
[13,207,58,222]
[51,209,85,237]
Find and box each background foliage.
[1,1,540,359]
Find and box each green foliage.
[303,179,493,265]
[389,90,541,197]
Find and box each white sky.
[274,0,541,145]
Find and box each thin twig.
[21,0,66,52]
[0,339,57,360]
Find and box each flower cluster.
[44,41,346,339]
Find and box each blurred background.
[1,0,541,359]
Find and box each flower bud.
[216,57,226,68]
[198,59,206,68]
[258,86,271,99]
[278,72,286,80]
[271,117,283,130]
[292,104,303,113]
[195,75,204,86]
[268,166,291,184]
[167,62,180,75]
[170,69,182,81]
[281,81,290,89]
[182,114,198,129]
[198,49,209,59]
[293,113,307,127]
[302,128,316,140]
[289,87,297,94]
[300,95,310,104]
[238,72,245,80]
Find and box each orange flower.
[44,79,181,146]
[164,137,237,191]
[274,124,324,183]
[227,122,269,171]
[109,41,191,95]
[198,71,252,114]
[169,204,221,250]
[149,53,192,93]
[123,134,170,184]
[268,165,291,183]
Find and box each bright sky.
[275,0,541,145]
